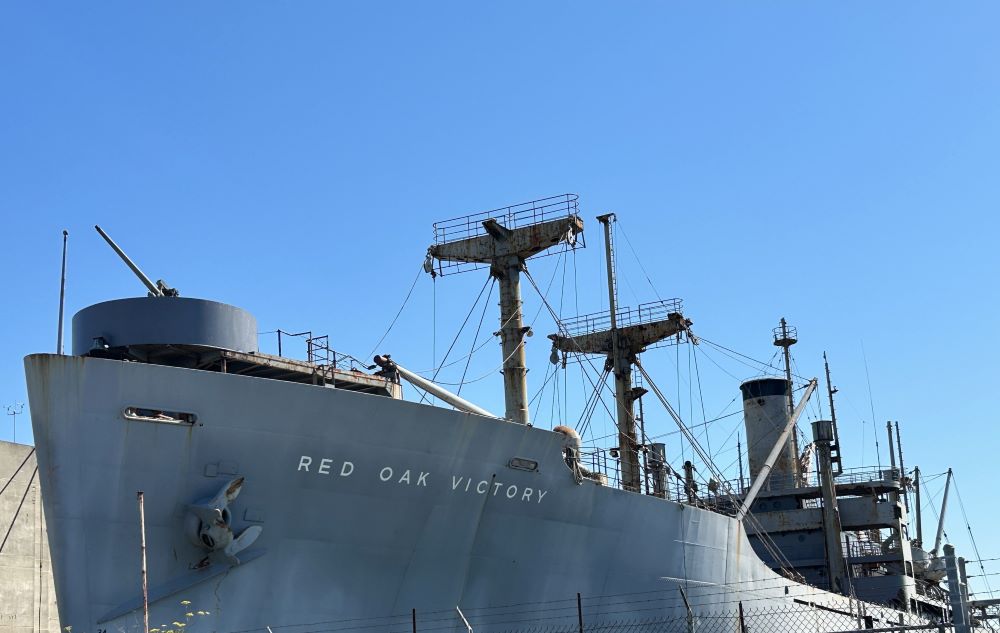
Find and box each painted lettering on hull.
[301,456,549,504]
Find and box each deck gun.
[95,224,179,297]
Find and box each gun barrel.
[95,225,163,296]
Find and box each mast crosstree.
[426,194,584,424]
[548,214,691,492]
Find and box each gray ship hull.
[26,353,871,631]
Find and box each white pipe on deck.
[373,355,497,419]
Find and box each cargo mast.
[549,214,691,492]
[426,195,584,424]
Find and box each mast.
[548,214,691,492]
[737,434,745,492]
[914,466,923,547]
[426,195,584,424]
[886,421,897,473]
[932,468,953,556]
[823,352,843,475]
[813,419,849,594]
[774,318,797,417]
[894,421,910,514]
[598,213,639,491]
[495,246,530,423]
[773,319,800,466]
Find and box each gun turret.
[95,225,178,297]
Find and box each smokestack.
[740,377,799,489]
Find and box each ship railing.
[561,299,686,338]
[432,193,579,245]
[430,194,583,275]
[574,450,907,522]
[307,334,365,371]
[714,471,820,497]
[271,330,369,372]
[578,446,743,512]
[846,538,900,560]
[836,465,903,486]
[709,466,900,499]
[579,447,623,490]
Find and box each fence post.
[737,601,747,633]
[577,592,584,633]
[678,587,694,633]
[412,608,416,633]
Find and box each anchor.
[185,476,262,565]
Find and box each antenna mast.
[822,352,843,475]
[894,421,909,514]
[773,318,801,470]
[773,318,797,416]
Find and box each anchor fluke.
[224,525,262,565]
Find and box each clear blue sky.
[2,1,998,596]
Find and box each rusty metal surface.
[220,349,397,396]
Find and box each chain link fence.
[241,598,992,633]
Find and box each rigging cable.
[691,343,711,457]
[427,247,564,383]
[366,265,424,359]
[952,473,995,598]
[615,217,662,302]
[698,337,809,382]
[417,277,492,403]
[861,340,881,471]
[456,279,496,396]
[523,263,797,572]
[634,359,803,580]
[524,262,807,577]
[522,268,634,441]
[427,342,526,387]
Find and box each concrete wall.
[0,441,58,633]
